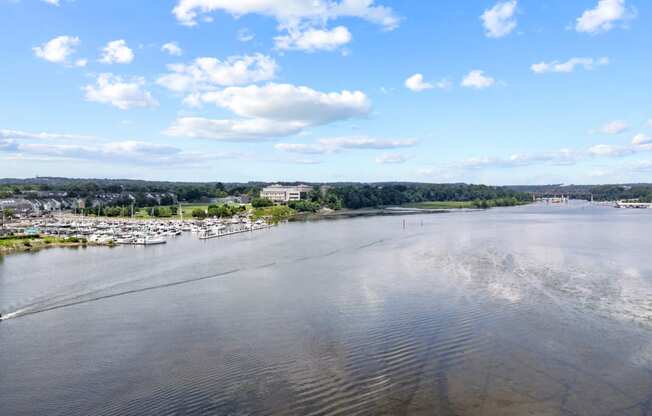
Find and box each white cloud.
[33,35,81,65]
[274,143,327,154]
[172,0,400,30]
[237,28,255,42]
[42,0,60,6]
[576,0,634,34]
[596,120,629,135]
[319,136,415,150]
[0,129,96,142]
[275,26,352,52]
[156,54,278,93]
[461,70,495,89]
[405,74,432,92]
[588,144,636,157]
[632,133,652,146]
[84,73,158,110]
[165,117,304,142]
[161,42,183,56]
[420,138,652,175]
[531,57,609,74]
[167,84,370,141]
[11,141,206,165]
[0,128,223,166]
[404,76,450,92]
[457,150,580,169]
[199,83,371,125]
[275,136,417,154]
[99,40,134,64]
[481,0,517,38]
[376,153,410,164]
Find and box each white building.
[260,184,313,203]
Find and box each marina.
[0,214,274,249]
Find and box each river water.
[1,202,652,415]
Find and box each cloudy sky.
[1,0,651,184]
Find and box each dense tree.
[252,197,273,208]
[288,200,321,212]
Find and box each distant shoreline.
[290,206,476,221]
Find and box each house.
[260,184,313,203]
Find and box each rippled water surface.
[1,202,652,415]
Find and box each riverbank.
[0,235,104,255]
[291,199,530,221]
[403,198,528,209]
[290,206,455,221]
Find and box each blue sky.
[0,0,651,184]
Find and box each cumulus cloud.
[404,75,450,92]
[632,133,652,146]
[481,0,517,38]
[172,0,400,30]
[576,0,635,34]
[84,73,158,110]
[33,35,83,66]
[99,40,134,64]
[199,83,371,125]
[165,117,305,142]
[167,84,370,141]
[275,26,352,51]
[275,136,417,154]
[161,42,183,56]
[531,57,609,74]
[156,54,278,93]
[461,70,495,89]
[596,120,629,135]
[405,74,432,92]
[376,153,410,164]
[42,0,60,5]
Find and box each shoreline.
[289,206,470,221]
[0,236,106,255]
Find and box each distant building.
[260,184,313,203]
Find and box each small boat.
[134,236,166,245]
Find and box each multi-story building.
[260,184,313,203]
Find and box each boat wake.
[0,268,242,322]
[0,238,390,323]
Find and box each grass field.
[178,204,209,218]
[134,204,209,219]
